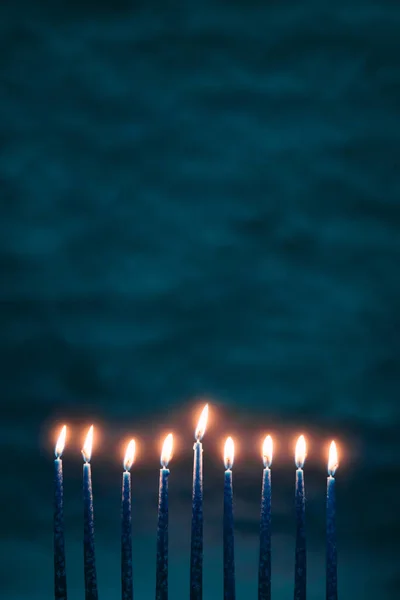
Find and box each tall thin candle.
[155,433,173,600]
[82,426,98,600]
[223,437,235,600]
[54,425,67,600]
[294,435,307,600]
[326,441,339,600]
[258,435,273,600]
[190,404,209,600]
[122,440,136,600]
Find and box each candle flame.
[55,425,67,458]
[224,436,234,470]
[195,404,209,441]
[160,433,173,467]
[328,440,339,476]
[124,439,136,471]
[295,435,306,468]
[262,434,273,467]
[82,425,94,463]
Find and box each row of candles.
[53,405,339,600]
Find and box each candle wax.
[223,469,235,600]
[190,441,203,600]
[122,470,133,600]
[156,468,169,600]
[294,468,306,600]
[258,467,271,600]
[326,476,337,600]
[83,462,98,600]
[54,458,67,600]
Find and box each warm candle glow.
[328,440,339,476]
[224,436,235,470]
[295,435,307,468]
[262,435,273,467]
[160,433,173,467]
[124,439,136,471]
[82,425,94,463]
[195,404,209,441]
[55,425,67,458]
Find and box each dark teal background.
[1,1,399,599]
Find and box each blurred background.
[1,1,399,599]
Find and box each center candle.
[121,439,136,600]
[155,433,174,600]
[223,437,235,600]
[294,435,307,600]
[190,404,209,600]
[82,426,98,600]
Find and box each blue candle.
[294,435,307,600]
[122,440,136,600]
[223,437,235,600]
[258,435,273,600]
[156,433,173,600]
[54,425,67,600]
[326,441,339,600]
[82,426,98,600]
[190,404,209,600]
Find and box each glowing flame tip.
[55,425,67,458]
[328,440,339,476]
[295,435,306,468]
[195,404,209,441]
[262,434,273,467]
[224,436,234,469]
[124,439,136,471]
[82,425,94,463]
[160,433,173,467]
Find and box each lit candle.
[156,433,174,600]
[190,404,209,600]
[294,435,307,600]
[82,426,98,600]
[223,437,235,600]
[326,441,339,600]
[122,439,136,600]
[258,435,273,600]
[54,425,67,600]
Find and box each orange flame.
[295,435,306,468]
[195,404,209,441]
[160,433,173,467]
[262,435,273,467]
[82,425,94,463]
[224,436,234,470]
[124,439,136,471]
[55,425,67,458]
[328,440,339,476]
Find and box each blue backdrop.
[1,1,399,599]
